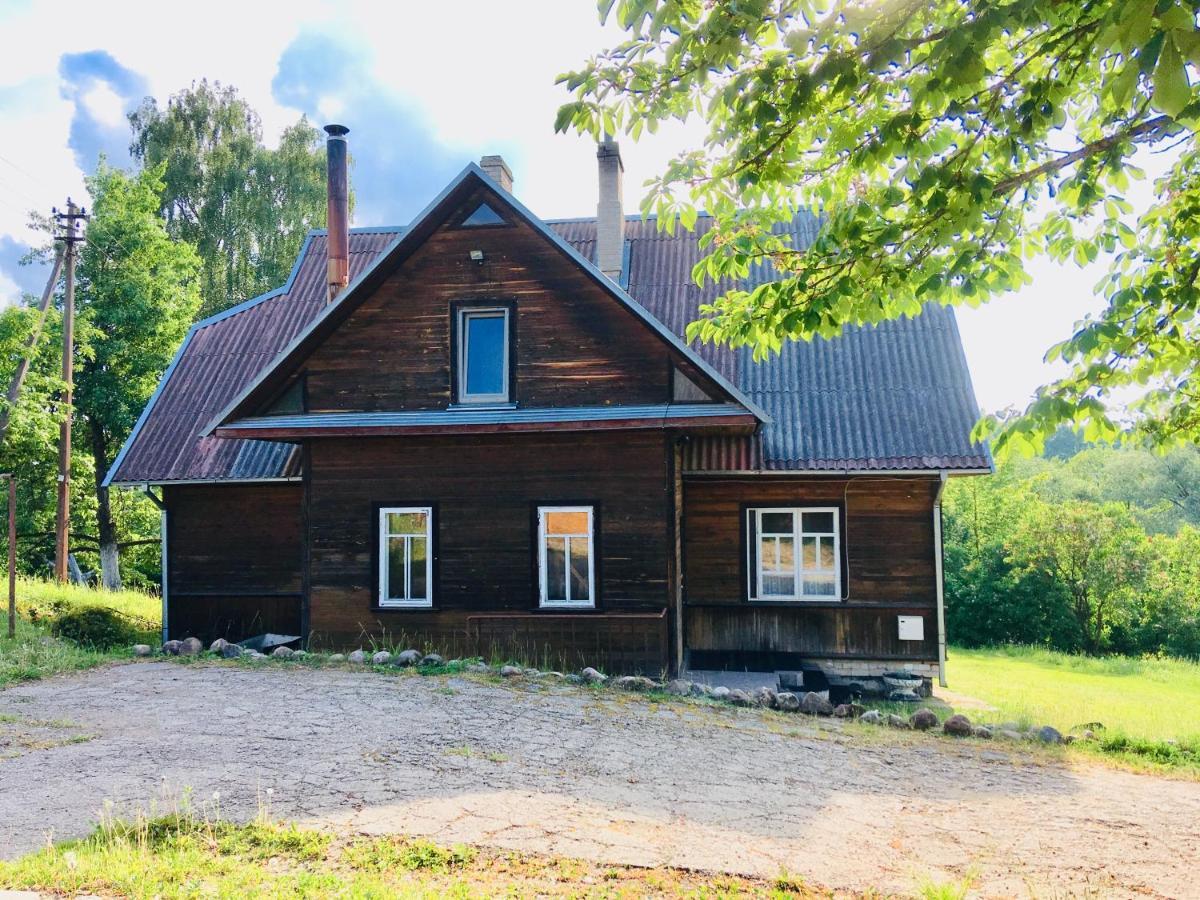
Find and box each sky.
[0,0,1168,415]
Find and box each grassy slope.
[0,813,830,899]
[0,577,159,688]
[947,645,1200,742]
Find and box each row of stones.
[136,641,1074,743]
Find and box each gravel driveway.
[1,662,1197,897]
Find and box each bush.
[49,607,140,649]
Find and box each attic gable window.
[460,203,506,227]
[456,307,510,404]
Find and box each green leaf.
[1152,35,1191,117]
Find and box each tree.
[558,0,1200,452]
[75,163,201,588]
[129,81,330,317]
[1008,500,1149,654]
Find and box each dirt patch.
[1,663,1197,897]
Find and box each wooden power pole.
[53,200,86,584]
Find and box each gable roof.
[104,174,990,487]
[204,164,767,434]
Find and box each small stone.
[1036,725,1063,744]
[540,671,565,680]
[753,687,777,708]
[665,679,693,697]
[420,653,445,667]
[800,692,835,716]
[859,709,883,725]
[272,646,294,659]
[1081,729,1095,741]
[613,675,656,692]
[466,663,491,674]
[394,649,422,667]
[500,665,523,677]
[996,729,1024,741]
[245,650,266,661]
[132,644,152,657]
[972,725,993,739]
[728,689,756,707]
[774,691,801,712]
[565,673,584,685]
[580,667,607,684]
[710,686,731,701]
[292,650,307,659]
[942,714,973,737]
[689,682,709,698]
[347,649,366,664]
[328,653,345,663]
[221,643,243,659]
[179,637,203,656]
[523,668,541,678]
[1063,734,1077,744]
[209,638,229,654]
[161,640,182,656]
[886,713,910,729]
[371,650,392,666]
[909,708,939,731]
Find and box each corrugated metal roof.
[107,198,988,485]
[219,403,753,436]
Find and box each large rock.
[800,692,835,716]
[665,679,693,697]
[500,665,523,678]
[466,663,491,674]
[613,675,656,692]
[942,714,973,737]
[689,682,710,698]
[1036,725,1064,744]
[221,642,244,659]
[728,689,755,707]
[580,667,607,684]
[995,729,1025,741]
[394,649,422,667]
[859,709,883,725]
[909,708,939,731]
[327,653,345,663]
[271,646,294,659]
[347,649,366,664]
[420,653,445,667]
[752,687,777,708]
[886,713,910,729]
[292,650,307,660]
[774,691,801,712]
[710,686,731,701]
[972,725,993,739]
[371,650,392,666]
[178,636,203,656]
[132,644,152,657]
[209,638,229,655]
[834,703,865,719]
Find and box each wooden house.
[105,127,990,685]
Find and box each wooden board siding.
[305,431,672,671]
[164,483,304,642]
[294,187,710,414]
[682,476,939,662]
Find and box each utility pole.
[53,200,86,584]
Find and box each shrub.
[49,607,140,649]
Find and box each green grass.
[0,576,160,688]
[0,811,834,898]
[946,645,1200,771]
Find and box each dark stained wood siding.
[164,483,304,642]
[305,432,672,671]
[682,476,940,662]
[296,187,708,414]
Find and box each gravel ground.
[1,662,1197,897]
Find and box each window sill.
[448,401,516,411]
[538,603,597,611]
[374,603,434,612]
[748,597,842,605]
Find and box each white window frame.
[537,505,595,609]
[747,507,841,602]
[378,506,433,608]
[457,306,510,404]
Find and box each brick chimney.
[324,124,350,303]
[596,137,624,283]
[479,155,513,192]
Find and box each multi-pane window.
[747,507,840,600]
[457,307,509,403]
[538,506,594,608]
[378,507,432,607]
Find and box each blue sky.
[0,0,1163,415]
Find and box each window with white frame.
[538,506,594,607]
[378,507,432,607]
[457,307,509,403]
[747,507,840,601]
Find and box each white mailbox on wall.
[897,615,925,641]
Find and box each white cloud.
[81,81,126,127]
